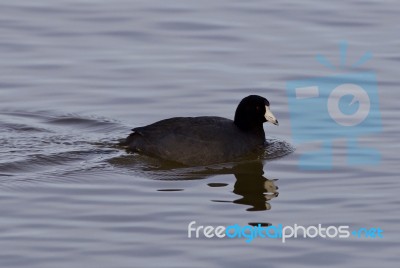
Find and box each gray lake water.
[1,1,399,267]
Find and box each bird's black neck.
[234,120,265,140]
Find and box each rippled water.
[1,1,399,267]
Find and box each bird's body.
[125,116,265,166]
[121,95,278,166]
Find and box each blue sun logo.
[286,41,382,170]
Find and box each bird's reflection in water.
[211,161,278,211]
[109,152,280,211]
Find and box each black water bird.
[121,95,278,166]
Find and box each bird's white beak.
[265,106,279,126]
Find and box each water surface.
[1,1,399,267]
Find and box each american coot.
[121,95,278,166]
